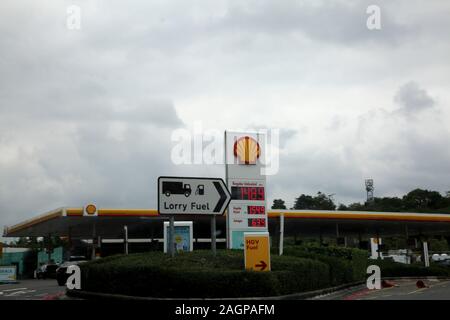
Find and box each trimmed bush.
[371,259,450,278]
[283,245,369,285]
[271,255,330,292]
[79,250,330,298]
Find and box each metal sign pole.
[169,215,175,257]
[211,215,216,256]
[124,225,128,255]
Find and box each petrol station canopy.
[4,207,450,239]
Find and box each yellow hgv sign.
[244,232,271,272]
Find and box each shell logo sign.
[233,136,260,165]
[84,204,97,216]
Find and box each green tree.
[293,194,314,209]
[335,188,450,213]
[429,238,449,252]
[402,189,443,210]
[364,197,403,212]
[346,202,365,211]
[293,192,336,210]
[271,199,287,209]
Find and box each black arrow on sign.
[213,181,229,213]
[255,260,267,271]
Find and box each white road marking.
[6,291,27,296]
[2,288,27,292]
[430,281,450,288]
[407,288,427,295]
[5,289,36,297]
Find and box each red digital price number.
[248,218,266,227]
[231,187,265,200]
[247,206,265,215]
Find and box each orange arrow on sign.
[255,260,267,271]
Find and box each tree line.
[272,188,450,213]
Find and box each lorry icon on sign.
[162,181,192,197]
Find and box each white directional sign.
[158,177,231,215]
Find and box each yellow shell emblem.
[233,136,260,165]
[85,204,97,215]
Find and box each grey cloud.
[220,0,411,46]
[244,124,299,149]
[0,121,181,227]
[326,115,346,132]
[394,81,435,113]
[348,89,450,202]
[269,147,365,208]
[117,101,183,127]
[270,109,450,208]
[279,129,298,148]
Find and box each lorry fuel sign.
[158,177,231,215]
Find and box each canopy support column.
[279,213,284,256]
[91,223,96,260]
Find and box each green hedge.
[372,259,450,278]
[79,250,330,298]
[283,245,369,285]
[78,246,450,298]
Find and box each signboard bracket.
[211,215,216,256]
[169,215,175,257]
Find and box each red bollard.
[416,280,428,288]
[381,280,395,288]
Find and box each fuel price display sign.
[225,132,268,249]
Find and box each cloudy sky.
[1,0,450,231]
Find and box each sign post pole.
[124,225,128,255]
[211,215,216,256]
[169,215,175,257]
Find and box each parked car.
[36,263,59,279]
[435,259,450,267]
[56,256,88,286]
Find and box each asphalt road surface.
[2,278,450,300]
[0,279,66,300]
[312,279,450,300]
